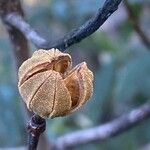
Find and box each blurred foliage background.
[0,0,150,149]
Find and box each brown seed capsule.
[18,48,93,118]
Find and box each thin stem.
[27,115,46,150]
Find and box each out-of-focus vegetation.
[0,0,150,149]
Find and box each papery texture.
[18,49,93,118]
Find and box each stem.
[27,115,46,150]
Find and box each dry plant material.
[18,49,93,118]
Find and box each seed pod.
[18,48,93,118]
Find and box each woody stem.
[27,115,46,150]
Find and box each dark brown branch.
[124,0,150,49]
[4,0,122,51]
[55,102,150,149]
[27,115,46,150]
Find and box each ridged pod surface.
[18,48,93,118]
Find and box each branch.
[55,102,150,149]
[4,0,122,51]
[124,0,150,49]
[27,115,46,150]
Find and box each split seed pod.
[18,49,93,118]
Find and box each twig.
[4,0,122,51]
[55,101,150,149]
[27,115,46,150]
[124,0,150,49]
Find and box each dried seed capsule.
[18,48,93,118]
[64,62,93,112]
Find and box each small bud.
[18,48,93,118]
